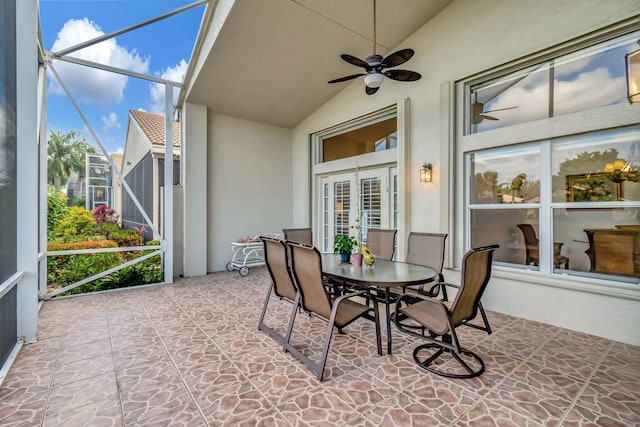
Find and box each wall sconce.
[420,163,433,183]
[626,40,640,103]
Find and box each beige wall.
[121,116,151,176]
[291,0,640,344]
[207,113,293,272]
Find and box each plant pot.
[352,253,363,267]
[340,252,351,263]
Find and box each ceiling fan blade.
[384,69,422,81]
[341,54,369,68]
[328,73,366,84]
[381,48,414,68]
[483,106,518,114]
[472,114,499,125]
[366,86,379,95]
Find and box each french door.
[320,167,395,253]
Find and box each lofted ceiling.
[185,0,453,128]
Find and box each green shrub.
[53,206,99,241]
[47,238,164,296]
[47,187,69,239]
[110,228,143,248]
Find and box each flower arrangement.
[362,246,375,267]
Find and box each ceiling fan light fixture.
[364,72,384,88]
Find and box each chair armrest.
[441,282,460,290]
[395,293,450,335]
[334,289,367,305]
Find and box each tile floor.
[0,268,639,426]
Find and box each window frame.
[454,18,640,295]
[311,100,410,260]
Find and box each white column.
[16,0,39,343]
[181,102,208,276]
[163,84,174,283]
[38,64,48,297]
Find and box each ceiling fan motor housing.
[366,54,383,67]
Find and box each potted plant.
[333,234,357,263]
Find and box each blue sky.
[40,0,205,153]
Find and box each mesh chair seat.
[404,232,448,298]
[282,228,313,245]
[365,229,397,261]
[257,236,299,348]
[334,299,371,328]
[395,244,499,379]
[284,241,382,381]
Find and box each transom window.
[467,30,640,134]
[321,117,397,162]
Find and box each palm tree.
[47,130,96,190]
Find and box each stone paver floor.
[1,268,638,426]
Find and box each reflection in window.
[469,144,541,204]
[467,127,639,281]
[470,209,539,268]
[554,207,639,280]
[552,128,640,203]
[468,30,639,134]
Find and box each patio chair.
[365,228,397,261]
[517,223,569,269]
[394,244,499,379]
[257,236,299,349]
[284,241,382,381]
[282,228,313,245]
[404,232,448,299]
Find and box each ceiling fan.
[327,0,421,95]
[471,93,518,125]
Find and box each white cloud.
[149,59,188,113]
[101,112,121,132]
[48,18,150,105]
[111,147,124,155]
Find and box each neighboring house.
[120,109,181,242]
[85,152,112,210]
[110,152,124,223]
[65,170,84,206]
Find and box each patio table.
[321,254,437,355]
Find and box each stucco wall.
[122,116,151,177]
[207,113,293,272]
[291,0,640,345]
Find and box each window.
[321,117,397,162]
[468,128,639,280]
[468,31,640,134]
[461,24,640,285]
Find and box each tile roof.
[110,153,124,172]
[129,109,181,147]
